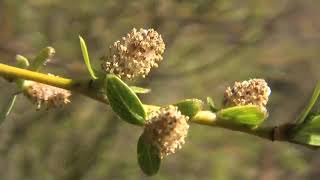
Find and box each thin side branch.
[0,63,108,104]
[0,63,74,89]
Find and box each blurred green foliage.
[0,0,320,179]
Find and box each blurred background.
[0,0,320,179]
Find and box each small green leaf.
[137,135,161,176]
[15,55,30,89]
[207,97,218,112]
[296,81,320,124]
[130,86,151,94]
[293,115,320,146]
[29,47,55,71]
[0,95,17,123]
[16,55,30,68]
[175,99,203,118]
[217,105,267,126]
[79,36,97,79]
[106,74,146,125]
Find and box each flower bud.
[23,77,71,110]
[224,78,271,111]
[101,28,165,79]
[142,106,189,159]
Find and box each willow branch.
[0,62,318,149]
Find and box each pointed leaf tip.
[130,86,151,94]
[79,35,97,79]
[207,97,218,112]
[29,46,55,71]
[106,75,146,125]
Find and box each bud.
[224,78,271,111]
[23,77,71,110]
[292,115,320,146]
[101,28,165,79]
[142,105,189,159]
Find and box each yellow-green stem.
[0,63,75,89]
[0,63,110,104]
[192,111,277,141]
[191,111,317,149]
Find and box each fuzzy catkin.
[23,79,71,110]
[224,78,271,110]
[101,28,165,79]
[142,106,189,159]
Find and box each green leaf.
[106,74,146,125]
[217,105,267,126]
[296,81,320,124]
[0,95,17,123]
[29,47,55,71]
[79,36,97,79]
[175,99,203,118]
[15,55,30,89]
[137,135,161,176]
[130,86,151,94]
[207,97,218,112]
[15,55,30,68]
[293,115,320,146]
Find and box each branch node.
[272,123,295,141]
